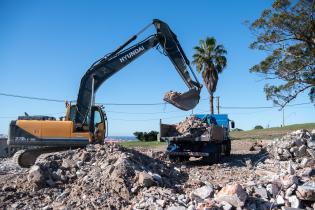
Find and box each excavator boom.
[75,19,202,127]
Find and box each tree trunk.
[210,92,214,114]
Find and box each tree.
[133,131,159,141]
[249,0,315,107]
[192,37,227,114]
[254,125,264,130]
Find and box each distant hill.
[230,123,315,141]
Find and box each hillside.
[230,123,315,141]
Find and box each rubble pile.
[0,144,186,209]
[1,129,315,209]
[250,129,315,209]
[168,116,208,137]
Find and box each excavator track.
[12,147,73,168]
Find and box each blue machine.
[161,114,234,163]
[194,114,230,129]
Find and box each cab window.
[94,110,102,126]
[69,106,76,121]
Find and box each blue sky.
[0,0,314,136]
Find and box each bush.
[254,125,264,130]
[133,131,159,141]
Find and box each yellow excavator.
[8,19,202,167]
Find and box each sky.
[0,0,314,136]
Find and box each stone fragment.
[156,199,166,207]
[27,165,45,188]
[61,159,76,169]
[216,184,248,207]
[307,149,315,159]
[280,175,298,189]
[287,161,295,175]
[138,171,155,187]
[296,182,315,201]
[167,206,186,210]
[300,158,314,168]
[191,185,214,200]
[285,184,297,198]
[276,195,285,205]
[254,186,268,199]
[220,201,233,210]
[266,183,280,197]
[288,195,300,208]
[297,145,306,157]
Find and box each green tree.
[192,37,227,114]
[254,125,264,130]
[133,131,159,141]
[249,0,315,107]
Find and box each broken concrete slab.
[215,184,248,207]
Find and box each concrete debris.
[1,129,315,209]
[190,184,214,200]
[215,184,248,207]
[167,116,208,137]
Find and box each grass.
[230,123,315,141]
[118,140,167,149]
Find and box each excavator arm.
[75,19,202,127]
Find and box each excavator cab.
[67,104,106,143]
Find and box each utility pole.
[216,96,220,114]
[282,108,285,127]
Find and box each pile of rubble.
[249,129,315,209]
[1,144,186,209]
[1,129,315,209]
[167,116,208,137]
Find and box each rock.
[191,185,214,200]
[296,182,315,201]
[297,145,307,157]
[167,206,186,210]
[156,199,166,207]
[152,173,162,183]
[307,149,315,159]
[300,158,314,168]
[281,175,298,189]
[220,201,233,210]
[61,159,76,169]
[138,171,155,187]
[266,183,280,197]
[245,160,253,168]
[288,195,300,208]
[254,186,268,199]
[285,184,297,198]
[216,184,248,207]
[27,165,45,188]
[288,161,295,175]
[301,167,315,177]
[187,204,196,210]
[276,195,285,205]
[282,149,292,160]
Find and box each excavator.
[8,19,202,167]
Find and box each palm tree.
[192,37,227,114]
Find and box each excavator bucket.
[164,88,200,111]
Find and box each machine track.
[12,147,74,168]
